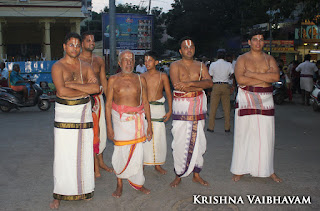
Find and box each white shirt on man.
[0,67,9,79]
[209,59,233,83]
[296,60,318,75]
[136,64,147,74]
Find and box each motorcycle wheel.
[274,94,284,105]
[0,105,12,112]
[313,101,320,112]
[38,99,51,111]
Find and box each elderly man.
[169,37,213,187]
[106,50,152,198]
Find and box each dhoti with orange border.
[91,87,107,154]
[111,102,147,190]
[171,91,207,177]
[231,86,275,177]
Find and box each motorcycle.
[273,72,288,105]
[310,80,320,112]
[0,80,51,112]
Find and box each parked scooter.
[310,80,320,112]
[0,80,51,112]
[273,71,288,105]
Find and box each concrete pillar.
[39,19,55,60]
[0,19,7,60]
[70,19,81,34]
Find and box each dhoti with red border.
[111,102,147,190]
[231,86,275,177]
[171,90,207,177]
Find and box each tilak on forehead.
[253,35,264,41]
[185,40,192,48]
[145,56,151,61]
[86,35,94,41]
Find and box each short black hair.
[245,29,265,41]
[64,32,81,44]
[178,36,194,49]
[81,31,94,42]
[217,52,226,59]
[304,54,311,61]
[144,51,158,60]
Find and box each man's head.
[304,54,311,61]
[217,49,226,60]
[13,64,20,73]
[81,31,95,52]
[118,50,135,74]
[138,59,143,66]
[0,62,5,69]
[179,36,195,60]
[247,30,265,52]
[144,51,159,71]
[63,32,82,58]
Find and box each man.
[9,64,28,102]
[230,31,282,183]
[135,59,147,74]
[289,60,300,94]
[141,51,172,175]
[169,37,213,187]
[0,62,9,87]
[79,31,113,178]
[106,50,152,198]
[50,32,99,209]
[295,54,318,105]
[207,50,233,133]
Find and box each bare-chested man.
[169,37,213,187]
[79,31,113,178]
[230,31,282,183]
[50,32,99,209]
[106,50,152,198]
[141,51,172,175]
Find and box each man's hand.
[174,81,191,91]
[163,111,172,123]
[146,125,153,141]
[107,127,115,142]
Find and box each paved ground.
[1,94,319,211]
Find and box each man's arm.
[98,57,108,95]
[162,74,172,122]
[105,76,115,141]
[65,65,100,94]
[51,63,87,98]
[141,76,153,140]
[235,55,265,86]
[244,56,280,83]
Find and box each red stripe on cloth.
[116,144,136,175]
[241,86,273,93]
[128,180,142,190]
[238,109,274,116]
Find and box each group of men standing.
[50,30,282,210]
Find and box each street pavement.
[1,94,319,211]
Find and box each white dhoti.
[171,91,207,177]
[111,103,147,190]
[300,76,314,92]
[231,86,275,177]
[53,97,94,200]
[143,97,167,165]
[92,87,107,154]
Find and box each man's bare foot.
[232,174,243,182]
[49,199,60,210]
[99,163,113,173]
[270,173,282,183]
[155,165,167,175]
[192,173,209,186]
[170,176,181,187]
[140,186,151,194]
[95,170,101,178]
[112,178,123,198]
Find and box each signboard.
[295,25,320,41]
[102,13,154,55]
[241,40,295,53]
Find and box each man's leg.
[97,153,113,172]
[49,199,60,209]
[94,153,101,178]
[301,89,305,105]
[155,165,167,174]
[221,84,231,131]
[112,178,123,198]
[270,173,282,183]
[305,91,311,106]
[192,172,209,186]
[208,85,220,131]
